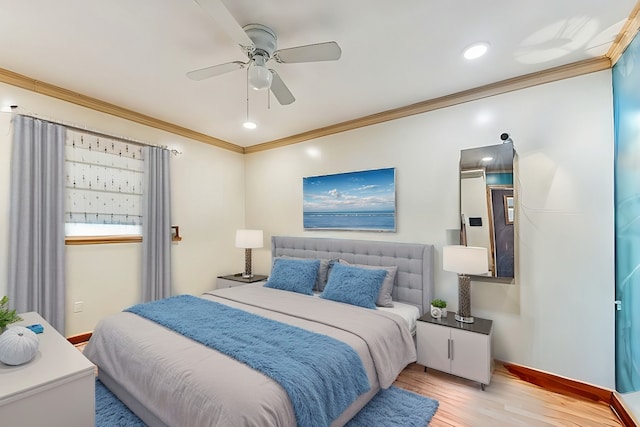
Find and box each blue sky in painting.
[303,168,395,213]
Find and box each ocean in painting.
[303,211,395,231]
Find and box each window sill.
[65,235,142,245]
[65,235,183,245]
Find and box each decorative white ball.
[0,326,39,366]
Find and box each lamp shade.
[248,65,272,90]
[235,229,264,249]
[443,245,488,275]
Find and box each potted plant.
[430,298,447,318]
[0,296,22,333]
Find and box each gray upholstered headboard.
[271,236,435,315]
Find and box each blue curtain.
[614,33,640,393]
[142,146,172,302]
[8,115,66,333]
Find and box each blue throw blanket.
[125,295,370,427]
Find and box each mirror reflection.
[459,140,515,280]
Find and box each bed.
[84,236,435,427]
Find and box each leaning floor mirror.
[459,138,515,281]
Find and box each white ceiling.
[0,1,636,147]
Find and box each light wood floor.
[394,362,622,427]
[77,341,621,426]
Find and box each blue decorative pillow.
[277,256,337,291]
[320,263,387,309]
[338,259,397,307]
[264,258,320,295]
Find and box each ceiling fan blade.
[193,0,254,48]
[274,41,341,64]
[186,61,245,81]
[269,70,295,105]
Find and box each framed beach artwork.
[303,167,396,231]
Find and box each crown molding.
[244,56,611,154]
[608,1,640,66]
[0,67,244,154]
[0,55,614,156]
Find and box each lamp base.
[243,248,253,279]
[457,274,475,324]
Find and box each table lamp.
[443,245,488,323]
[235,229,263,278]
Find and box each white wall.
[244,71,615,389]
[0,82,247,336]
[0,70,616,388]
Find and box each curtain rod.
[10,108,182,155]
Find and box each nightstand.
[217,273,268,288]
[0,312,96,426]
[416,311,493,390]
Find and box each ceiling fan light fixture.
[248,63,272,90]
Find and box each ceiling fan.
[187,0,342,105]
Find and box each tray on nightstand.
[218,273,268,283]
[417,312,493,335]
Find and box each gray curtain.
[142,146,171,302]
[8,115,66,333]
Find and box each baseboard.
[66,331,92,345]
[502,361,637,427]
[611,392,640,427]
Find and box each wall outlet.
[73,301,84,313]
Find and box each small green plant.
[0,296,22,331]
[431,298,447,309]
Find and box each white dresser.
[0,312,95,426]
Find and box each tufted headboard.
[271,236,435,315]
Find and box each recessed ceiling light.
[243,121,257,130]
[481,156,493,162]
[463,42,489,60]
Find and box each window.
[64,129,144,239]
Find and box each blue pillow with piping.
[264,258,320,295]
[320,262,387,309]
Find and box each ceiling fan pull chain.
[246,67,250,119]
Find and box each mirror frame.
[459,142,515,282]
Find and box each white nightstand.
[0,312,96,426]
[416,311,493,390]
[217,273,268,288]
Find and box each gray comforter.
[84,284,416,427]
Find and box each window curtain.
[8,115,66,333]
[142,146,171,302]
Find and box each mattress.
[84,284,417,427]
[378,301,421,335]
[312,292,420,335]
